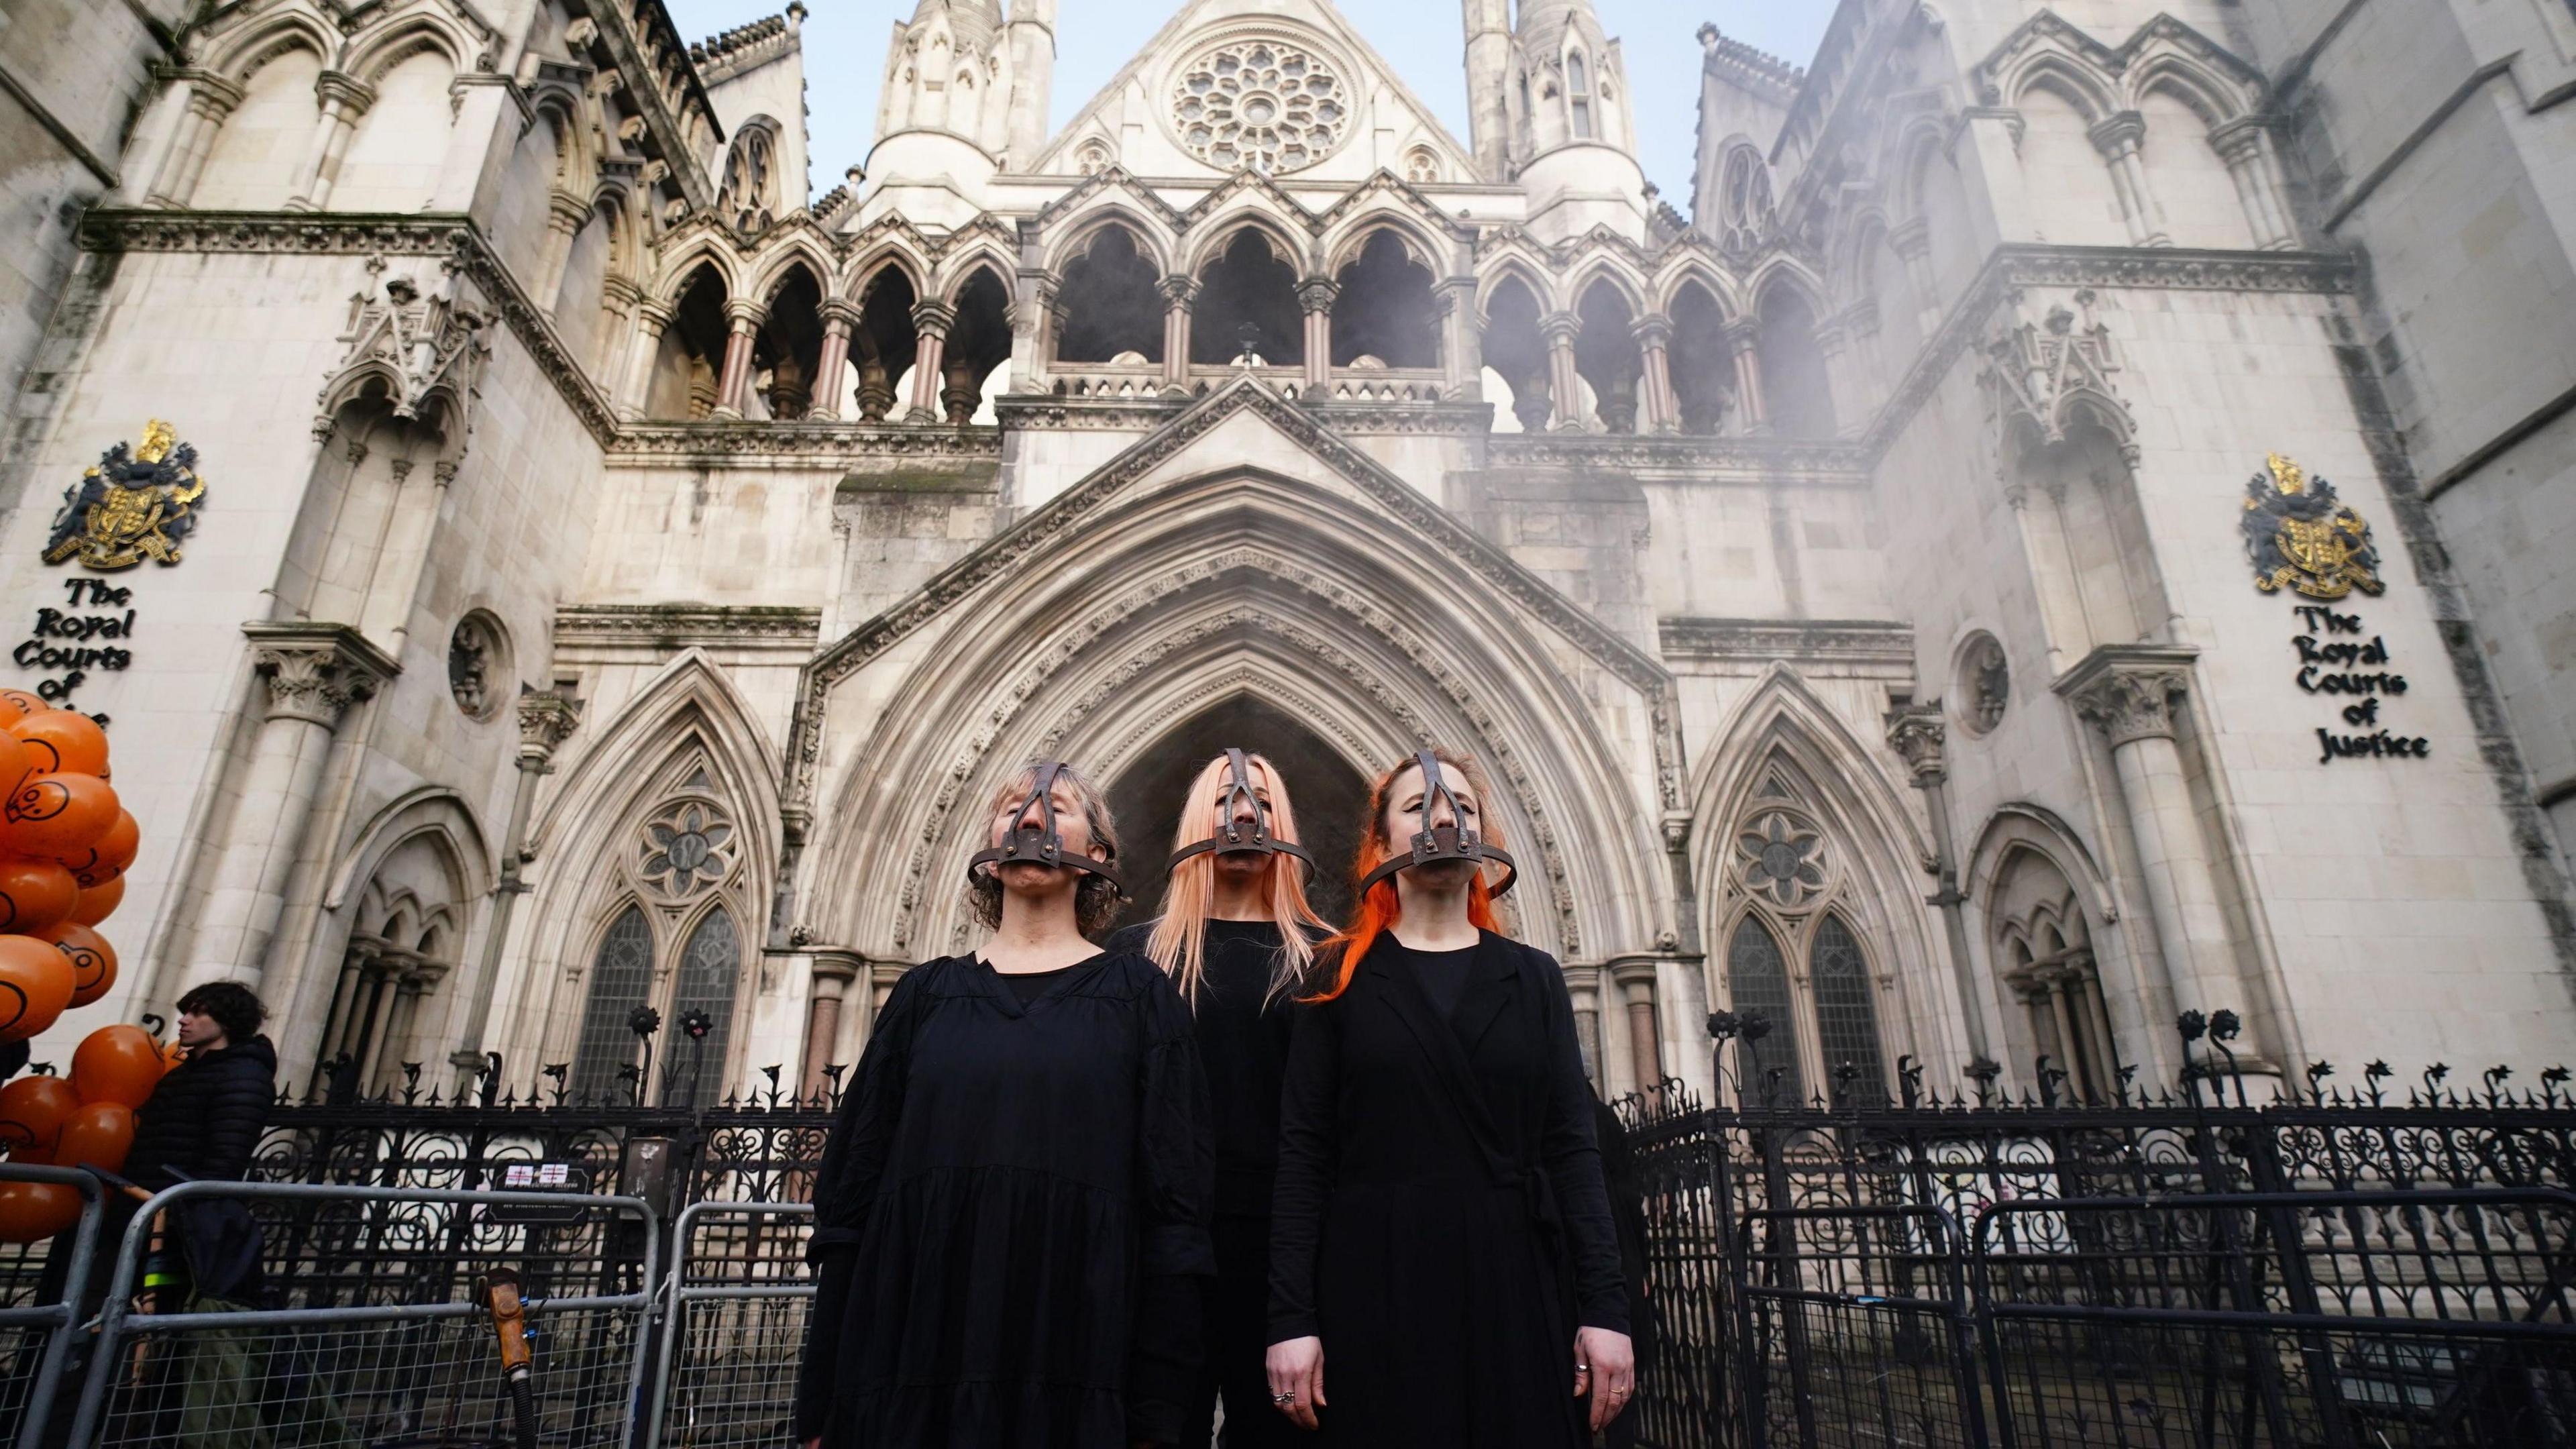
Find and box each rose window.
[641,802,736,899]
[1738,812,1827,908]
[1171,41,1346,174]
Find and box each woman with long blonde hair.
[798,760,1215,1449]
[1109,749,1330,1449]
[1265,749,1633,1447]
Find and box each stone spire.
[1509,0,1647,241]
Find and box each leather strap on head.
[1356,749,1517,898]
[966,759,1126,895]
[1161,747,1316,879]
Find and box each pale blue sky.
[662,0,1834,212]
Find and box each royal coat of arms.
[44,421,207,570]
[2241,452,2381,600]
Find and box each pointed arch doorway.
[1104,694,1371,934]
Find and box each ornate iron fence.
[3,1012,2562,1449]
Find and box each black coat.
[125,1035,276,1191]
[796,953,1215,1448]
[1269,932,1625,1448]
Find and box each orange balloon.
[48,923,114,1008]
[0,1075,79,1159]
[0,690,44,721]
[0,857,76,936]
[3,774,115,859]
[0,738,36,798]
[12,711,107,779]
[52,1101,130,1173]
[0,934,73,1043]
[58,810,136,888]
[70,1024,164,1109]
[0,1181,84,1242]
[68,875,123,927]
[159,1038,188,1071]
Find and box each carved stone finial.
[1979,286,2132,464]
[2068,666,2188,748]
[254,642,381,725]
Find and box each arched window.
[663,907,740,1106]
[719,121,780,232]
[1716,144,1774,257]
[1810,914,1887,1103]
[1727,916,1803,1104]
[572,906,654,1103]
[1566,52,1594,140]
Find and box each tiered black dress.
[1268,930,1627,1448]
[1105,919,1309,1449]
[794,951,1216,1448]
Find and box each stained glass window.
[1811,914,1887,1104]
[663,907,739,1105]
[572,906,653,1104]
[1727,916,1803,1104]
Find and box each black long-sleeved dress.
[1269,931,1627,1448]
[794,951,1216,1448]
[1106,918,1308,1449]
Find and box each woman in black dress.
[1266,750,1633,1446]
[1108,750,1330,1449]
[796,760,1216,1449]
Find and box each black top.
[1381,938,1477,1021]
[1108,918,1308,1218]
[796,952,1215,1448]
[125,1036,276,1191]
[1269,931,1625,1448]
[996,961,1083,1004]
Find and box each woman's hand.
[1265,1336,1326,1430]
[1572,1325,1638,1432]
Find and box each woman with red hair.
[1265,750,1633,1446]
[1109,749,1331,1449]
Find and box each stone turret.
[1002,0,1055,171]
[1461,0,1512,182]
[864,0,1009,224]
[1511,0,1646,241]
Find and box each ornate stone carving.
[2067,665,2188,748]
[1954,632,2010,735]
[517,688,582,763]
[1737,810,1828,910]
[1660,618,1913,665]
[318,263,492,439]
[1170,39,1348,174]
[639,799,737,900]
[1979,286,2130,460]
[447,612,506,720]
[1884,702,1947,785]
[252,639,386,726]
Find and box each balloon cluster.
[0,690,133,1041]
[0,689,152,1240]
[0,1025,168,1238]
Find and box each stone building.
[1,0,2569,1108]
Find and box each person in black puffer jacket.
[125,981,278,1194]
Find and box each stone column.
[1725,317,1768,435]
[534,191,591,307]
[1297,278,1338,392]
[808,299,859,420]
[618,301,675,420]
[1613,961,1664,1104]
[1157,275,1198,394]
[803,950,861,1099]
[2058,648,2260,1064]
[145,72,246,209]
[1633,315,1678,433]
[1888,218,1939,333]
[712,299,765,419]
[2211,119,2296,250]
[448,688,580,1090]
[1813,317,1860,437]
[1885,702,1993,1064]
[283,71,376,212]
[2088,112,2171,248]
[1540,311,1585,431]
[185,627,396,995]
[1436,276,1481,400]
[906,299,955,421]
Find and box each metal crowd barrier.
[61,1180,659,1449]
[648,1199,814,1449]
[0,1165,105,1449]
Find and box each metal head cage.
[1161,747,1316,880]
[1356,749,1517,898]
[965,759,1126,896]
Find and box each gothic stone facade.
[1,0,2569,1108]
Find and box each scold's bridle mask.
[1357,750,1517,898]
[967,760,1126,896]
[1163,747,1315,880]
